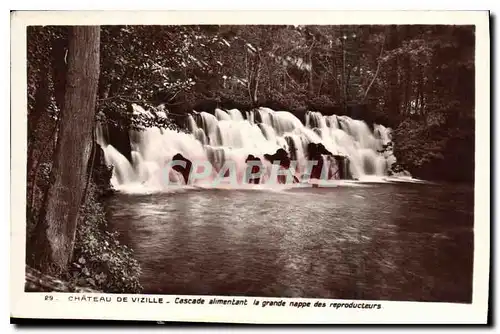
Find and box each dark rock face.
[306,143,332,179]
[245,154,263,184]
[107,123,133,163]
[171,153,193,184]
[263,149,300,184]
[306,142,352,180]
[334,156,351,180]
[264,148,291,169]
[91,143,114,197]
[307,142,332,158]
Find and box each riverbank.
[25,266,98,293]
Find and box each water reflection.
[108,183,473,303]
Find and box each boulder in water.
[306,143,333,158]
[306,142,352,180]
[171,153,193,184]
[306,143,332,180]
[245,154,263,184]
[263,149,300,184]
[263,148,291,169]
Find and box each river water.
[107,181,473,303]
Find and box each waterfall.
[97,106,398,190]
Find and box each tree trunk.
[418,69,425,115]
[362,34,386,102]
[27,64,51,195]
[245,52,253,104]
[387,25,400,115]
[342,44,347,112]
[308,48,314,95]
[28,26,100,273]
[51,35,69,112]
[253,60,261,104]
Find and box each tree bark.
[28,26,101,273]
[253,59,261,104]
[51,34,68,112]
[27,64,51,200]
[387,26,401,115]
[308,42,315,95]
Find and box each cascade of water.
[215,108,231,121]
[97,105,400,190]
[227,109,245,121]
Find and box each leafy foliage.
[68,184,142,293]
[26,150,142,293]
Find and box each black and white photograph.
[10,10,490,324]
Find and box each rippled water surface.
[107,182,473,303]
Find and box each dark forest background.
[25,25,475,292]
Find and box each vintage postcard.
[10,10,490,324]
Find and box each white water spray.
[97,105,398,191]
